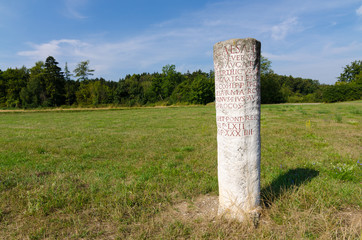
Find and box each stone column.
[213,38,261,222]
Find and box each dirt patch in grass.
[337,209,362,230]
[168,194,219,221]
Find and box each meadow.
[0,101,361,239]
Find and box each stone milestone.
[213,38,261,221]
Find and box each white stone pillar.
[213,38,261,221]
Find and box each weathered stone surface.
[213,38,261,221]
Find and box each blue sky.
[0,0,361,84]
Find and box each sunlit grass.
[0,101,361,239]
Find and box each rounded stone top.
[214,38,260,47]
[213,38,261,59]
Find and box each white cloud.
[18,39,89,59]
[16,34,192,79]
[357,5,362,16]
[271,17,299,40]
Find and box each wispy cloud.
[18,40,89,59]
[322,41,362,56]
[271,17,299,40]
[263,40,362,81]
[357,5,362,16]
[0,4,18,28]
[64,0,88,19]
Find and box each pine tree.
[44,56,65,106]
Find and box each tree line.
[0,56,360,108]
[259,58,361,104]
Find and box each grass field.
[0,101,361,239]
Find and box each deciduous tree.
[338,60,362,84]
[2,66,29,107]
[0,70,6,106]
[20,61,46,107]
[261,55,274,75]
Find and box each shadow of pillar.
[261,167,319,208]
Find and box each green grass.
[0,101,361,239]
